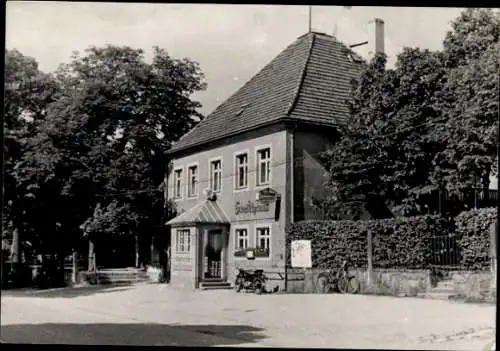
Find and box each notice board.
[291,240,312,268]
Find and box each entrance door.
[204,229,223,279]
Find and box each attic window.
[235,103,250,117]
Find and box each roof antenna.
[332,23,338,38]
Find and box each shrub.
[371,215,454,269]
[286,215,454,270]
[456,207,497,270]
[286,220,369,269]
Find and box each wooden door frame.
[199,224,229,283]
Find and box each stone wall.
[284,268,496,303]
[449,270,495,303]
[285,268,431,297]
[354,269,430,297]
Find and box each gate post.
[490,220,497,299]
[367,230,374,287]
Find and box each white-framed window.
[187,164,199,198]
[176,229,191,253]
[235,152,248,190]
[235,228,249,250]
[173,167,183,199]
[255,226,271,257]
[256,147,271,186]
[209,158,222,193]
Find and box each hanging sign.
[256,188,278,202]
[291,240,312,268]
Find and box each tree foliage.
[319,8,499,218]
[3,50,60,253]
[6,45,206,266]
[434,9,500,192]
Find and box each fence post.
[490,220,497,299]
[367,230,373,287]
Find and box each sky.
[5,3,497,189]
[6,2,465,115]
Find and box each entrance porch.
[166,199,231,289]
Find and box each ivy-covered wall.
[286,209,496,271]
[455,207,497,270]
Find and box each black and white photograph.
[2,2,498,349]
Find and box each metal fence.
[429,231,463,269]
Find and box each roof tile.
[169,32,365,154]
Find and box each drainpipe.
[285,123,299,292]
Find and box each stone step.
[199,281,233,290]
[436,281,455,289]
[430,287,456,294]
[420,291,455,300]
[200,285,234,290]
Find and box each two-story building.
[164,27,378,290]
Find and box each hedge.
[286,215,455,270]
[456,207,497,270]
[286,220,368,269]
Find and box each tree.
[3,50,59,272]
[433,9,500,193]
[18,45,206,275]
[318,53,393,219]
[380,48,448,215]
[318,8,500,219]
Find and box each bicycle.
[316,260,360,294]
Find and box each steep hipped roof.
[169,31,366,155]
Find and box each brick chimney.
[367,18,385,58]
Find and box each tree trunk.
[88,240,96,272]
[72,250,79,284]
[10,228,20,264]
[135,234,140,268]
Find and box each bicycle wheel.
[347,276,360,294]
[235,278,243,292]
[337,276,349,294]
[316,274,330,293]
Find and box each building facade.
[165,30,371,290]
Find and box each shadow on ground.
[0,323,267,346]
[0,284,133,299]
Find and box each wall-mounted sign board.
[291,240,312,268]
[256,187,278,202]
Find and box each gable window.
[210,159,222,193]
[176,229,191,253]
[235,228,249,250]
[235,153,248,190]
[187,165,198,198]
[256,147,271,186]
[173,168,183,199]
[256,226,271,257]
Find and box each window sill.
[234,187,249,193]
[255,184,271,190]
[234,248,270,258]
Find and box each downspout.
[285,123,299,292]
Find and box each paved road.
[1,284,496,349]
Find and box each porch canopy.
[166,199,230,227]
